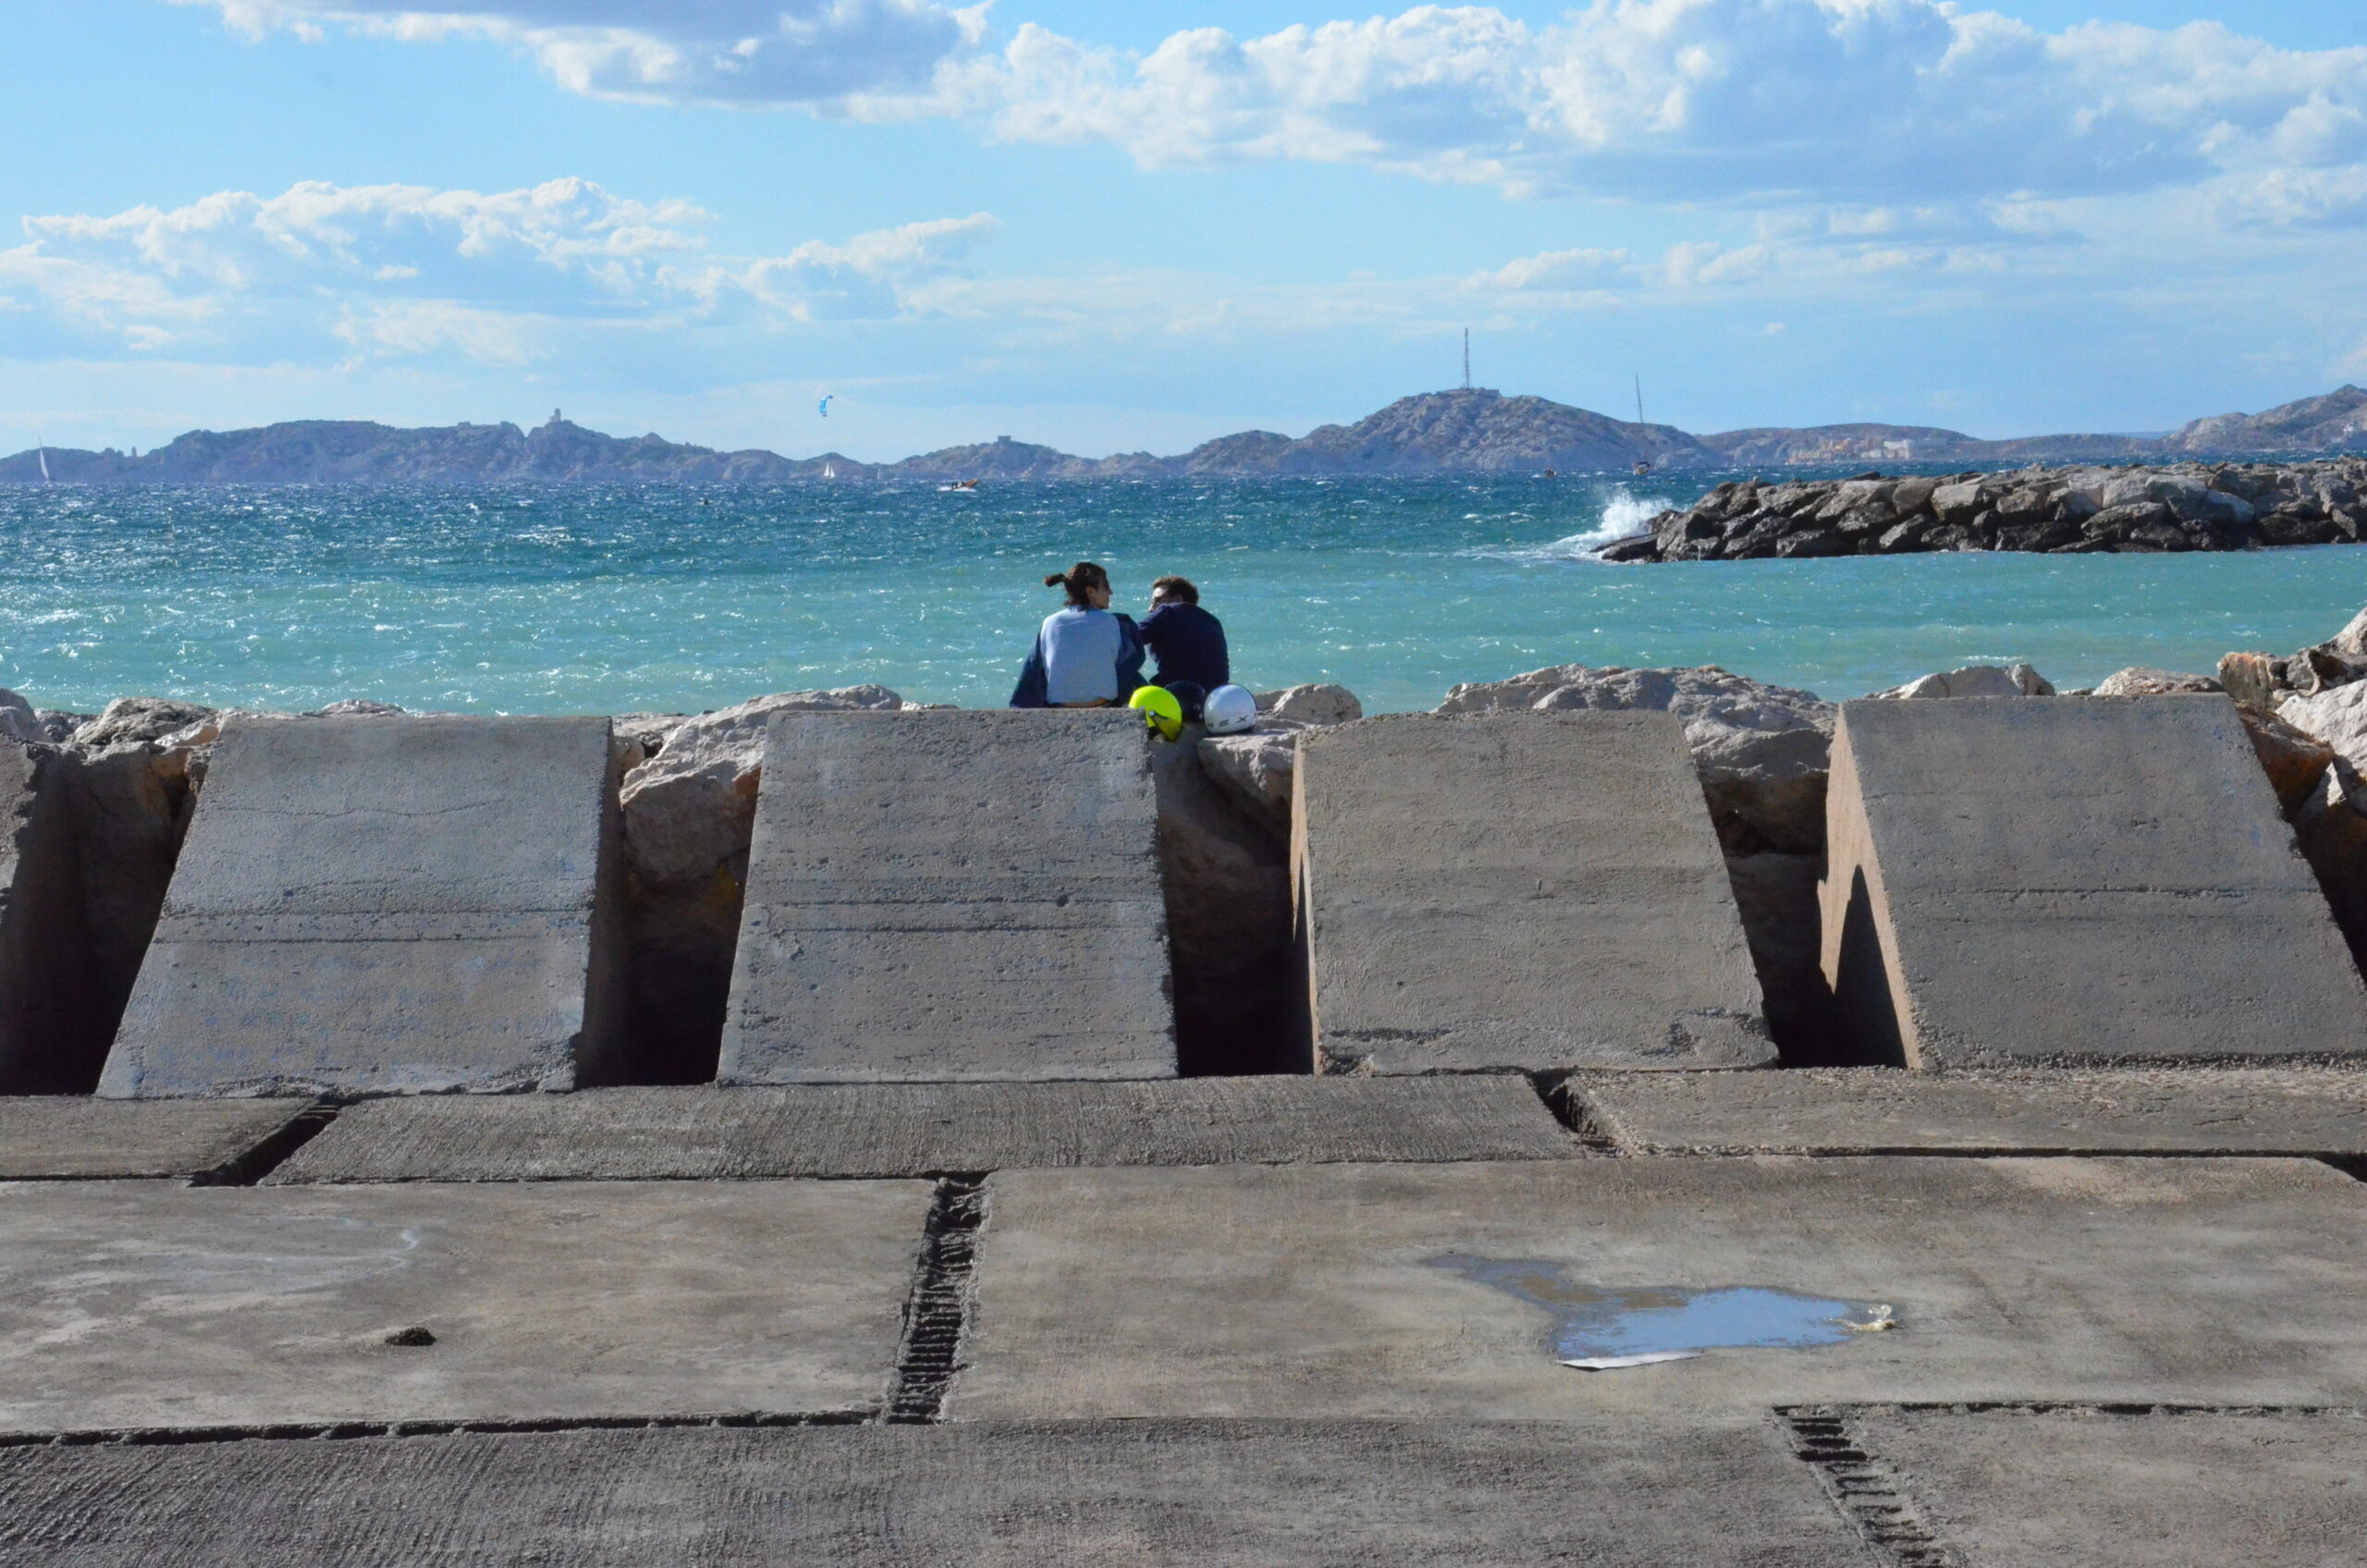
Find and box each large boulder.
[0,689,43,747]
[2237,703,2336,814]
[2094,667,2221,697]
[614,686,918,1080]
[2276,682,2367,790]
[1195,685,1367,839]
[1872,664,2054,700]
[1437,665,1836,853]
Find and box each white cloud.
[0,179,998,361]
[177,0,988,105]
[1466,247,1632,292]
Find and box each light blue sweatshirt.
[1036,606,1123,704]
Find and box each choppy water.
[5,474,2364,716]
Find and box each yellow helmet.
[1128,684,1184,741]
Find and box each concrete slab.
[0,1418,1877,1568]
[1821,695,2367,1068]
[99,716,629,1098]
[0,1096,312,1178]
[0,1178,927,1431]
[1852,1406,2367,1568]
[1292,713,1772,1074]
[951,1157,2367,1422]
[718,710,1173,1084]
[1568,1066,2367,1156]
[0,743,91,1094]
[265,1075,1577,1182]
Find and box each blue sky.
[5,0,2365,459]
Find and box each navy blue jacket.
[1010,612,1146,707]
[1138,602,1230,691]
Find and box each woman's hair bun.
[1043,571,1066,587]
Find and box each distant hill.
[7,386,2363,484]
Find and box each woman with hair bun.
[1009,560,1146,708]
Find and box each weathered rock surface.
[1602,458,2367,561]
[615,687,917,1081]
[1193,684,1364,838]
[2095,667,2221,697]
[0,690,42,747]
[1875,663,2054,699]
[1436,665,1835,853]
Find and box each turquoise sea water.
[5,474,2365,715]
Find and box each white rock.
[0,688,42,746]
[1196,685,1366,837]
[1256,684,1364,727]
[619,686,914,888]
[1873,663,2055,700]
[2279,681,2367,776]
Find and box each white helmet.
[1202,684,1257,735]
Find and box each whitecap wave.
[1471,486,1674,564]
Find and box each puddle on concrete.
[1430,1256,1894,1364]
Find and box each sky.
[4,0,2365,460]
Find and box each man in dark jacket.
[1137,576,1230,693]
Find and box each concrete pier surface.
[951,1157,2367,1422]
[1568,1066,2367,1157]
[267,1075,1576,1182]
[0,1096,313,1178]
[1821,694,2367,1068]
[719,710,1174,1084]
[98,717,628,1098]
[0,1178,928,1432]
[0,1418,1876,1568]
[1847,1406,2367,1568]
[0,743,88,1094]
[1293,713,1771,1074]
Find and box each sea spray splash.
[1469,485,1675,564]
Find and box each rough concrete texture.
[1821,695,2367,1068]
[100,716,631,1097]
[0,743,92,1092]
[0,1178,927,1431]
[1293,713,1772,1073]
[0,1096,313,1178]
[1568,1066,2367,1156]
[1854,1406,2367,1568]
[951,1157,2367,1421]
[719,710,1174,1083]
[267,1075,1575,1182]
[0,1418,1876,1568]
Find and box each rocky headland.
[1601,457,2367,561]
[7,385,2362,485]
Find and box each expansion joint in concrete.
[186,1104,339,1186]
[883,1173,987,1424]
[1534,1074,1622,1153]
[0,1411,869,1452]
[1777,1406,1960,1568]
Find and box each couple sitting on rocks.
[1010,562,1230,716]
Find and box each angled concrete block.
[99,717,629,1097]
[0,1097,313,1179]
[1292,713,1771,1073]
[0,1178,929,1432]
[1567,1066,2367,1158]
[0,742,92,1093]
[718,710,1173,1084]
[266,1075,1576,1182]
[952,1157,2367,1422]
[1820,695,2367,1069]
[0,1419,1879,1568]
[1851,1407,2367,1568]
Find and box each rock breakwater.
[1601,459,2367,561]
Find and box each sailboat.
[824,461,836,480]
[35,434,51,483]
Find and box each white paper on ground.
[1559,1350,1704,1371]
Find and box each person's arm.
[1010,629,1050,707]
[1113,613,1146,699]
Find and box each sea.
[6,471,2365,717]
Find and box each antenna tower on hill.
[1462,329,1472,391]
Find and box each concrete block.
[1568,1066,2367,1156]
[1853,1406,2367,1568]
[0,1097,313,1178]
[98,717,629,1097]
[1821,695,2367,1068]
[0,1178,929,1432]
[951,1157,2367,1421]
[718,710,1173,1083]
[266,1075,1577,1182]
[0,743,92,1092]
[0,1418,1878,1567]
[1292,713,1771,1073]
